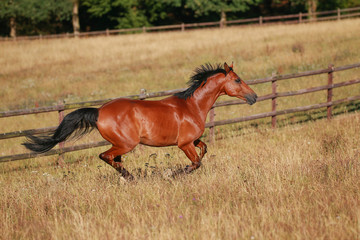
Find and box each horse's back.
[98,97,184,120]
[97,97,186,147]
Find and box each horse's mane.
[174,63,227,100]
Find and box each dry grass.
[1,19,360,111]
[1,112,359,239]
[0,19,360,239]
[1,18,360,156]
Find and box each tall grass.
[1,19,360,111]
[0,19,360,239]
[1,112,359,239]
[1,19,359,156]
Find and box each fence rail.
[0,62,359,163]
[1,7,360,41]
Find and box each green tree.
[184,0,261,24]
[0,0,72,37]
[140,0,182,24]
[72,0,80,37]
[317,0,360,10]
[83,0,149,28]
[0,0,27,37]
[284,0,360,19]
[82,0,261,29]
[271,0,317,19]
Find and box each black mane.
[174,63,227,100]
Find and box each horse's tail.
[23,108,99,153]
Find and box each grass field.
[1,112,359,239]
[1,18,360,111]
[0,18,360,239]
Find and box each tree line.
[1,0,359,38]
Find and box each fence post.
[299,12,302,23]
[337,8,341,20]
[327,64,334,119]
[106,29,109,36]
[139,88,147,100]
[181,23,185,32]
[58,100,65,166]
[143,26,147,33]
[271,73,277,128]
[209,107,215,144]
[259,16,263,25]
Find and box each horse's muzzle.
[245,93,257,105]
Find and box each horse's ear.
[224,62,231,74]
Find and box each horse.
[23,62,257,180]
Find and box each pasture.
[1,113,359,239]
[0,19,360,239]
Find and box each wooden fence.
[1,6,360,41]
[0,62,359,163]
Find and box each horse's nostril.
[245,94,257,105]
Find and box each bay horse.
[23,63,257,180]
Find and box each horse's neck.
[187,79,224,122]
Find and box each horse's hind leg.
[99,146,135,181]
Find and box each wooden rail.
[0,62,359,163]
[1,7,360,41]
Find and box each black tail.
[23,108,99,153]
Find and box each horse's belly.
[140,136,177,147]
[139,117,179,147]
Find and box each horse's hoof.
[184,165,193,173]
[125,174,135,181]
[120,171,135,181]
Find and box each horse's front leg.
[194,139,207,160]
[179,143,202,173]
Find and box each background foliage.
[1,0,360,37]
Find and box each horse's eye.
[235,79,241,83]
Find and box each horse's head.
[222,62,257,105]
